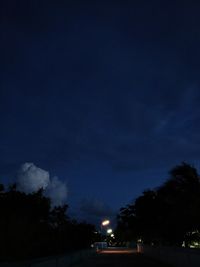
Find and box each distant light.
[111,234,114,237]
[99,249,134,254]
[107,229,112,234]
[102,220,110,226]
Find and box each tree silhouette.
[0,184,96,261]
[116,162,200,246]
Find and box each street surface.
[76,247,171,267]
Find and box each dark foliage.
[116,162,200,246]
[0,185,96,261]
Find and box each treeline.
[0,184,97,261]
[116,162,200,247]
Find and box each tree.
[0,184,97,261]
[116,162,200,246]
[115,203,136,243]
[156,162,200,245]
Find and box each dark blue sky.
[1,0,200,223]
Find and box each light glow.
[99,249,135,254]
[102,220,110,226]
[107,228,113,234]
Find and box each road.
[76,248,171,267]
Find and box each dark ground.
[76,248,171,267]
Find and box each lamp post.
[101,219,110,249]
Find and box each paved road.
[76,248,171,267]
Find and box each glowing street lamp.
[107,228,113,234]
[102,220,110,226]
[100,219,110,249]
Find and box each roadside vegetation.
[116,162,200,248]
[0,185,97,261]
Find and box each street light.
[102,220,110,226]
[107,228,113,234]
[100,219,110,249]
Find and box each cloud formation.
[17,163,50,193]
[17,163,67,207]
[45,176,68,207]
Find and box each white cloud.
[17,163,50,193]
[17,163,67,207]
[45,176,68,207]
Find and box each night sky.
[1,0,200,224]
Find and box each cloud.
[17,163,67,207]
[45,176,67,207]
[17,163,50,193]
